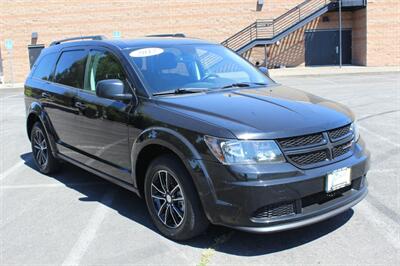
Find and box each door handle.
[75,101,87,109]
[336,46,339,54]
[41,92,51,98]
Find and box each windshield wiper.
[221,82,268,89]
[152,88,209,96]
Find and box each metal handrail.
[222,0,335,51]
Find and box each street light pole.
[339,0,342,68]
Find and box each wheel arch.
[26,102,59,155]
[131,127,218,217]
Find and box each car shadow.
[20,152,353,256]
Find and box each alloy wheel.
[32,129,48,168]
[151,170,185,228]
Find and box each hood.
[155,85,354,139]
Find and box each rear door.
[41,49,88,157]
[73,48,133,182]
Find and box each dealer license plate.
[325,167,351,193]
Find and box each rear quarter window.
[31,53,59,81]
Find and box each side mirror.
[95,79,132,101]
[258,66,269,77]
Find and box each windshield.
[125,44,274,94]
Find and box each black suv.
[25,35,369,240]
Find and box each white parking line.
[0,160,25,181]
[358,125,400,148]
[1,94,23,99]
[368,168,397,174]
[356,201,400,250]
[61,189,115,266]
[1,182,106,189]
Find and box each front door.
[305,30,352,66]
[73,49,134,182]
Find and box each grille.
[253,202,296,219]
[278,125,354,168]
[328,124,351,141]
[288,150,329,166]
[278,133,323,149]
[332,141,352,158]
[302,186,352,209]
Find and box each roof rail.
[146,33,186,38]
[50,35,107,46]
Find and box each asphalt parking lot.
[1,72,399,265]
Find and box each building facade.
[0,0,399,83]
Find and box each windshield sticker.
[130,48,164,58]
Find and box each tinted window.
[127,44,273,94]
[54,50,88,89]
[84,50,126,92]
[32,53,58,81]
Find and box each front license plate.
[325,167,351,193]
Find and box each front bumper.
[195,140,370,232]
[234,185,367,233]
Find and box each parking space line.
[61,189,115,266]
[358,109,400,122]
[358,125,400,148]
[356,201,400,250]
[0,160,25,181]
[369,168,397,173]
[1,182,106,189]
[1,94,23,99]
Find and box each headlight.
[350,122,360,142]
[204,136,285,164]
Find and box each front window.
[125,44,274,94]
[83,50,127,93]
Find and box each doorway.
[305,29,352,66]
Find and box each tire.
[144,154,209,240]
[30,121,60,174]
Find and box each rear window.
[54,50,88,89]
[32,53,58,81]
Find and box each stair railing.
[222,0,334,52]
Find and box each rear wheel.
[144,154,209,240]
[31,121,60,174]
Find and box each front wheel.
[144,154,209,240]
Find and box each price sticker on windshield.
[130,48,164,58]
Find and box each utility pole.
[264,44,268,67]
[339,0,342,68]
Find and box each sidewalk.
[0,83,24,89]
[0,66,399,89]
[269,66,399,77]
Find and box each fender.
[131,127,218,206]
[27,101,59,157]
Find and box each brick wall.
[0,0,305,83]
[352,8,367,66]
[0,0,398,83]
[366,0,400,66]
